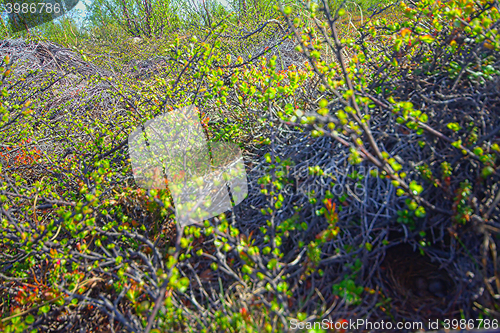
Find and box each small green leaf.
[419,34,435,43]
[409,181,423,195]
[407,200,418,211]
[481,166,495,178]
[447,122,461,131]
[415,206,426,218]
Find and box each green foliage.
[452,180,474,224]
[331,259,363,305]
[85,0,182,37]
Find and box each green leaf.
[447,122,461,131]
[451,140,462,148]
[415,206,426,218]
[407,200,418,211]
[419,34,435,43]
[409,181,423,195]
[297,312,307,321]
[481,166,495,178]
[241,265,253,274]
[267,258,278,270]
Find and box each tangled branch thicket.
[0,0,499,331]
